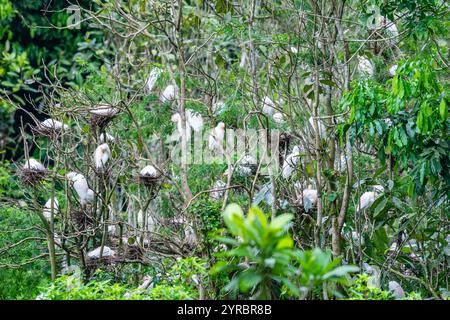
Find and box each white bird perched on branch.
[208,122,225,151]
[94,143,111,170]
[140,164,161,178]
[282,146,302,180]
[89,104,120,117]
[357,185,385,212]
[24,158,45,171]
[160,84,179,103]
[235,154,257,177]
[171,109,204,141]
[40,118,69,131]
[358,56,374,77]
[99,132,115,144]
[308,116,326,138]
[66,172,94,207]
[43,197,59,220]
[262,96,276,116]
[87,246,115,259]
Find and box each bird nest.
[16,168,49,186]
[70,210,94,232]
[31,125,66,139]
[89,109,119,129]
[85,255,116,273]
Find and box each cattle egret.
[43,197,59,220]
[145,68,162,93]
[208,122,225,151]
[308,116,326,138]
[210,180,226,200]
[87,246,115,259]
[302,188,318,206]
[357,185,384,212]
[94,143,111,170]
[24,158,45,171]
[262,96,276,116]
[160,84,178,103]
[389,64,398,76]
[385,20,399,43]
[140,165,161,178]
[273,112,285,124]
[40,118,69,131]
[358,56,374,77]
[66,172,94,207]
[99,132,115,143]
[282,146,302,180]
[186,110,204,133]
[89,104,119,117]
[290,46,298,54]
[388,281,405,298]
[171,110,203,141]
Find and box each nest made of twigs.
[17,168,49,186]
[31,125,66,139]
[70,210,94,232]
[85,255,116,273]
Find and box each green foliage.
[212,205,358,299]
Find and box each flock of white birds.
[20,36,400,261]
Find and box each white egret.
[94,143,111,170]
[43,197,59,220]
[99,132,115,143]
[208,122,225,151]
[140,165,161,178]
[24,158,45,171]
[282,146,302,180]
[87,246,115,259]
[66,172,94,207]
[145,68,162,93]
[89,104,119,117]
[40,118,69,131]
[186,109,204,133]
[160,84,178,103]
[357,185,384,212]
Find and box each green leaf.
[440,99,448,120]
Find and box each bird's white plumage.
[160,84,178,103]
[262,96,276,115]
[94,143,111,170]
[99,132,115,143]
[358,56,374,77]
[66,172,94,206]
[89,104,119,116]
[40,118,69,131]
[25,158,45,171]
[302,188,318,206]
[186,110,204,132]
[208,122,225,151]
[87,246,115,259]
[357,185,384,212]
[386,20,399,38]
[282,146,301,180]
[140,165,160,178]
[43,197,59,220]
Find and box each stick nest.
[17,168,49,186]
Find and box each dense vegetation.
[0,0,448,300]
